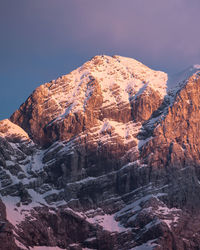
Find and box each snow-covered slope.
[44,55,167,119]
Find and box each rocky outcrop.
[141,73,200,169]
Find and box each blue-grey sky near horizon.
[1,0,200,119]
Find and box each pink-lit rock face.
[141,74,200,169]
[10,55,167,146]
[1,57,200,249]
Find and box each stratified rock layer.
[142,74,200,169]
[11,55,167,146]
[0,56,200,249]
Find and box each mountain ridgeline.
[1,55,200,249]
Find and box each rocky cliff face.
[1,56,200,249]
[11,55,167,146]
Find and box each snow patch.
[42,55,168,124]
[138,136,153,149]
[1,196,25,227]
[31,150,45,172]
[86,213,126,233]
[131,240,158,250]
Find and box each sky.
[1,0,200,119]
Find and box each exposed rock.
[11,55,167,146]
[0,199,20,250]
[1,56,200,249]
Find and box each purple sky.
[1,0,200,119]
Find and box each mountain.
[1,55,200,249]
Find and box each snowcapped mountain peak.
[84,55,168,94]
[3,55,200,249]
[43,55,168,120]
[10,55,169,145]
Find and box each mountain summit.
[11,55,168,146]
[1,55,200,249]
